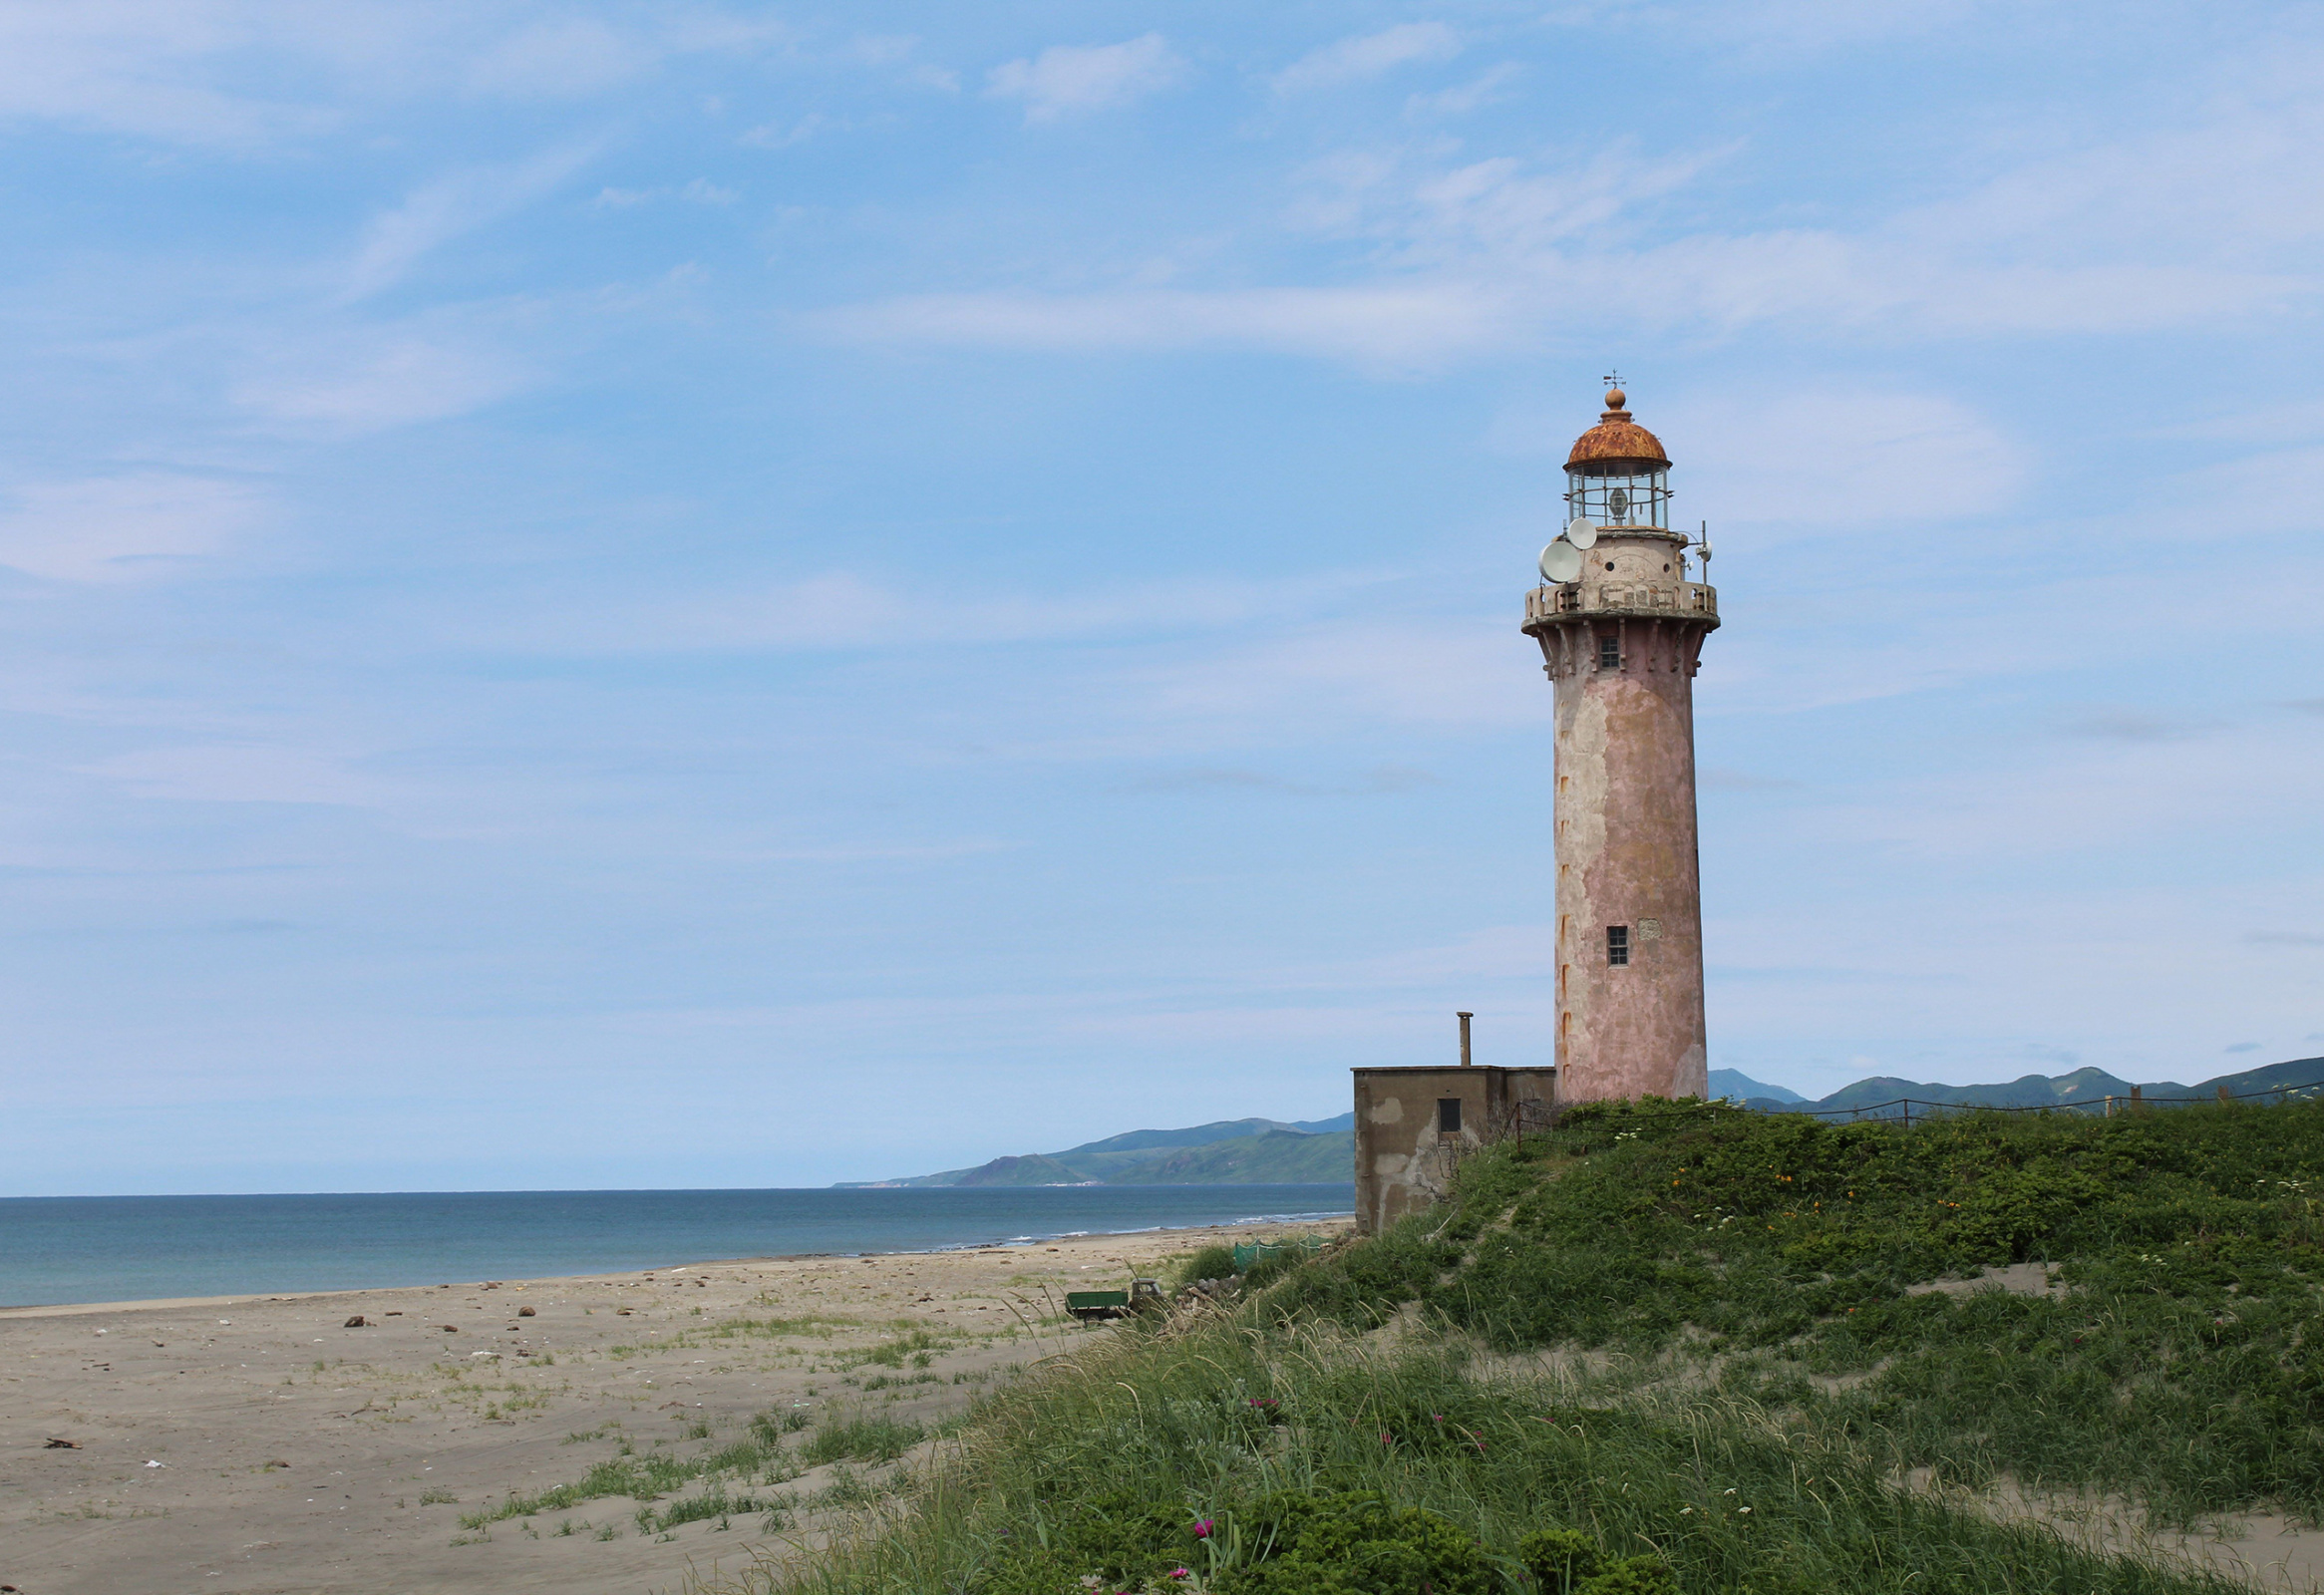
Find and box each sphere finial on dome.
[1604,387,1626,411]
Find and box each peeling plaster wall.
[1528,527,1713,1105]
[1350,1066,1556,1232]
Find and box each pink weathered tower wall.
[1521,391,1717,1104]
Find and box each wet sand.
[1,1220,1346,1595]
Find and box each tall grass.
[723,1316,2240,1595]
[698,1099,2320,1593]
[1272,1098,2324,1524]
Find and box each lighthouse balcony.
[1525,582,1717,626]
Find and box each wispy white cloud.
[825,63,2324,363]
[78,744,386,805]
[0,473,263,582]
[985,33,1182,123]
[1134,619,1545,735]
[0,4,801,148]
[813,284,1515,371]
[1272,22,1461,94]
[1661,387,2027,527]
[492,570,1370,655]
[342,144,599,300]
[227,319,532,436]
[1406,63,1522,118]
[460,18,640,98]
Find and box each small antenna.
[1697,519,1712,570]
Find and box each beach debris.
[517,1306,535,1316]
[145,1458,166,1467]
[616,1308,634,1316]
[440,1324,460,1333]
[469,1351,500,1361]
[264,1459,290,1469]
[96,1327,108,1335]
[343,1315,368,1328]
[45,1436,81,1448]
[384,1311,402,1316]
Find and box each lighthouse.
[1521,385,1718,1104]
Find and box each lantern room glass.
[1565,464,1669,529]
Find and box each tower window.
[1438,1098,1463,1133]
[1598,636,1620,669]
[1607,925,1630,966]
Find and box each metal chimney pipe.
[1457,1011,1474,1068]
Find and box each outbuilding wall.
[1350,1065,1556,1233]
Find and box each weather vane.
[1602,369,1621,392]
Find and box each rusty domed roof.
[1565,388,1670,472]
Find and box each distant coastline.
[835,1113,1358,1188]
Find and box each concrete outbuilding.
[1351,1064,1555,1234]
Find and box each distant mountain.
[1772,1056,2324,1116]
[953,1154,1089,1187]
[833,1056,2324,1190]
[834,1114,1355,1188]
[1709,1069,1803,1105]
[1123,1129,1354,1184]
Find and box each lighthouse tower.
[1521,386,1718,1104]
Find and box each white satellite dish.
[1538,539,1583,583]
[1564,517,1599,550]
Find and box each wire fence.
[1750,1078,2324,1127]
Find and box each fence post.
[2131,1085,2147,1116]
[2105,1095,2116,1118]
[2219,1085,2232,1105]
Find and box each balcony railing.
[1526,583,1717,624]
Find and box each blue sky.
[3,2,2321,1194]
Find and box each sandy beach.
[0,1220,1346,1595]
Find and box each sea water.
[0,1184,1354,1308]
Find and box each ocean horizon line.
[0,1183,1357,1310]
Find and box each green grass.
[800,1412,927,1466]
[691,1097,2324,1595]
[724,1312,2243,1595]
[459,1411,803,1527]
[1271,1097,2324,1524]
[850,1329,956,1370]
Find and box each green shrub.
[1520,1527,1602,1592]
[801,1413,924,1467]
[1210,1490,1495,1595]
[1176,1244,1238,1288]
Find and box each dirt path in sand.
[1,1220,1346,1595]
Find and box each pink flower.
[1169,1568,1191,1580]
[1192,1519,1214,1538]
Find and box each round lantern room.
[1565,387,1670,530]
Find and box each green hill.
[775,1093,2324,1595]
[1771,1055,2323,1116]
[950,1153,1088,1187]
[1278,1095,2324,1524]
[833,1116,1354,1187]
[1112,1128,1352,1184]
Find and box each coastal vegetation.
[721,1097,2324,1595]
